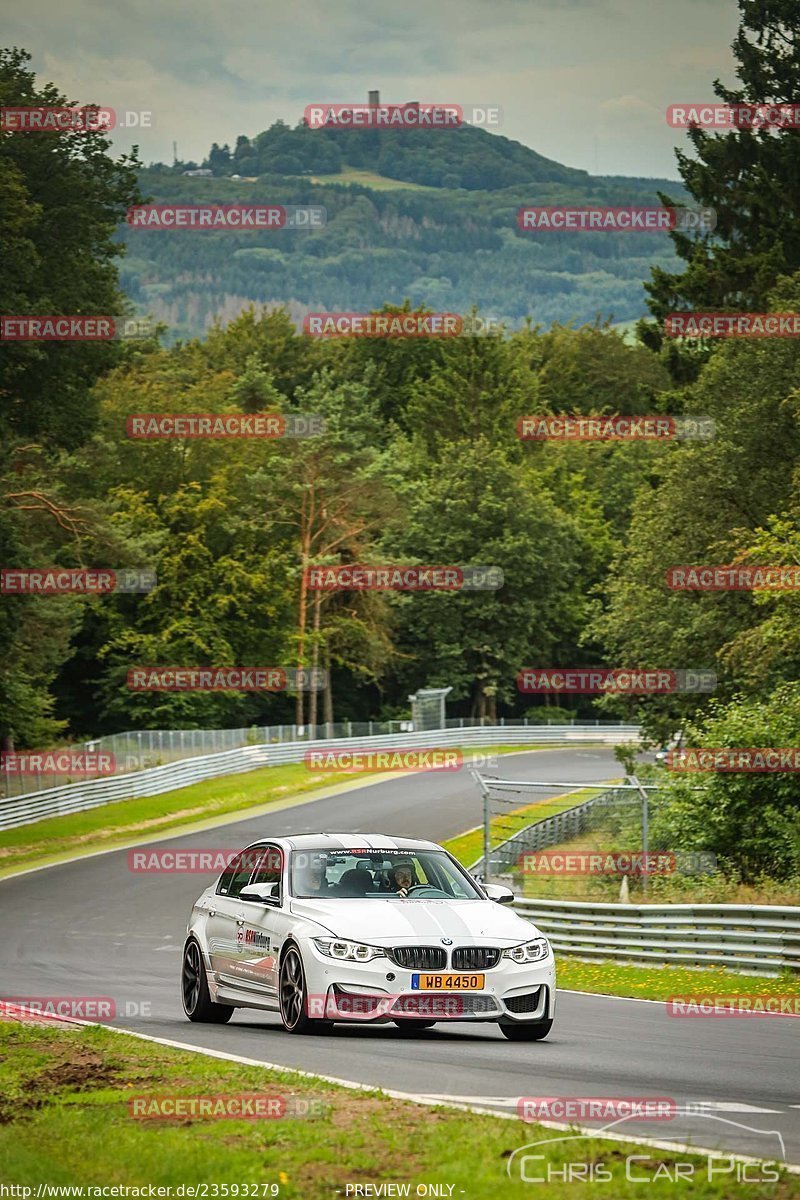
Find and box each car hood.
[288,897,542,944]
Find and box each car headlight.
[502,938,550,963]
[313,938,386,962]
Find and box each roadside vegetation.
[0,1020,789,1198]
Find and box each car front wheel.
[181,938,234,1023]
[499,1017,553,1041]
[279,945,332,1034]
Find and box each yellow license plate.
[411,973,485,990]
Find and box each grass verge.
[0,1020,789,1198]
[556,959,800,1002]
[517,829,800,906]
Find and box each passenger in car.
[297,858,331,893]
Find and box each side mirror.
[484,882,514,905]
[240,882,280,904]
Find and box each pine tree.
[643,1,800,341]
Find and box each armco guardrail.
[0,724,639,830]
[511,897,800,974]
[2,715,634,797]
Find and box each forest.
[2,3,800,881]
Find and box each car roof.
[244,833,441,853]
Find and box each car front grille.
[389,946,447,970]
[451,946,502,970]
[392,994,499,1017]
[504,988,542,1014]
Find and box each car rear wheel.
[181,938,234,1023]
[279,946,332,1034]
[499,1018,553,1041]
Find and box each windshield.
[289,848,484,900]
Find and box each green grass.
[556,959,800,1002]
[515,824,800,907]
[0,743,564,879]
[0,1021,788,1197]
[0,762,364,878]
[307,166,438,191]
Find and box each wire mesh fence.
[471,772,716,902]
[471,784,641,877]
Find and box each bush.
[648,683,800,882]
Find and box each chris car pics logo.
[506,1115,783,1184]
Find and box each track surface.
[1,749,798,1166]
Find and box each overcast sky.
[8,0,741,179]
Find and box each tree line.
[2,0,799,883]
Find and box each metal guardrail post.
[629,773,650,898]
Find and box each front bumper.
[302,941,556,1023]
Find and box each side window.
[217,848,259,898]
[250,845,283,890]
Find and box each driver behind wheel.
[387,860,416,897]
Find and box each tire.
[279,945,332,1034]
[181,938,234,1023]
[394,1020,436,1031]
[499,1018,553,1041]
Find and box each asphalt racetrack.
[2,749,798,1167]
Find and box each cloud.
[7,0,740,176]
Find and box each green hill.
[123,120,686,340]
[198,119,592,190]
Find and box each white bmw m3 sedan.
[181,833,556,1039]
